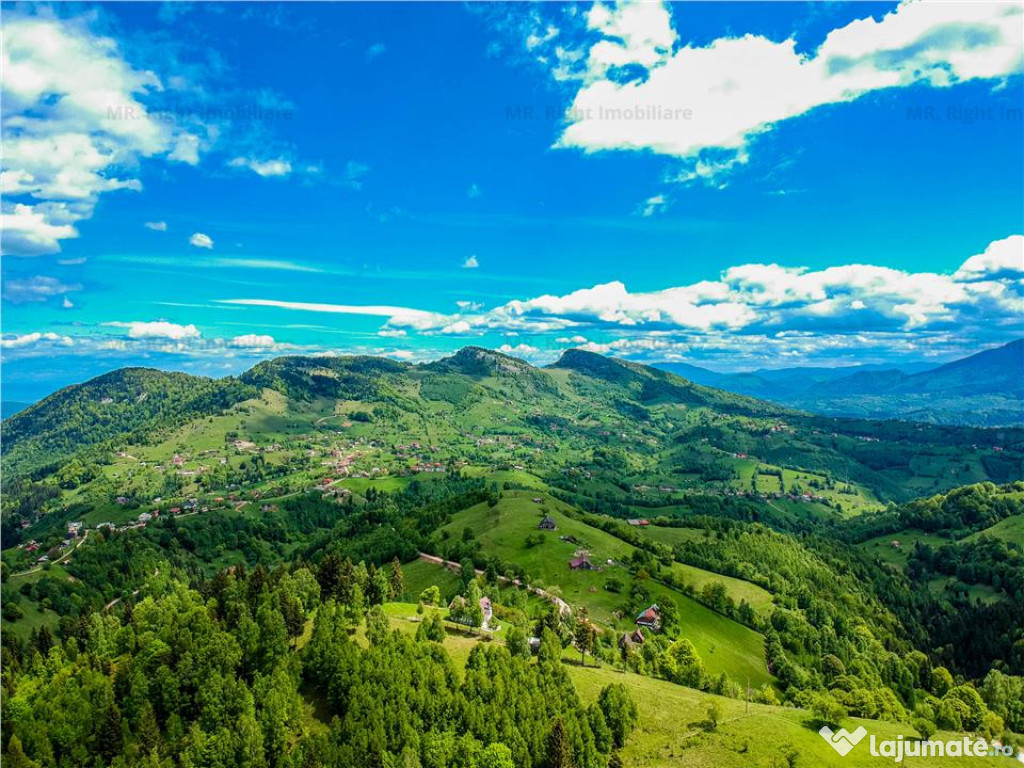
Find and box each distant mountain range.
[655,339,1024,427]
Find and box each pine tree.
[4,735,39,768]
[545,718,573,768]
[98,704,124,762]
[137,700,162,755]
[388,557,405,600]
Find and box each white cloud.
[497,343,541,357]
[585,0,675,74]
[228,156,293,178]
[2,275,81,304]
[557,1,1024,178]
[145,220,168,231]
[456,300,484,311]
[189,232,214,249]
[229,334,277,348]
[0,332,74,349]
[386,235,1024,342]
[57,256,87,266]
[463,255,480,269]
[104,321,201,340]
[637,193,667,217]
[62,296,75,309]
[954,234,1024,280]
[0,204,79,256]
[0,12,201,256]
[217,298,450,329]
[206,236,1021,363]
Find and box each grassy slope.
[439,491,773,688]
[967,514,1024,546]
[568,664,1018,768]
[358,602,1018,768]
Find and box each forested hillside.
[2,347,1022,766]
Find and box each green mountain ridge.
[654,339,1024,427]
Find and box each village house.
[619,627,646,652]
[636,604,662,631]
[569,555,597,571]
[538,515,557,531]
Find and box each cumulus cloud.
[189,232,214,249]
[556,1,1023,179]
[385,236,1024,344]
[463,255,480,269]
[0,204,80,256]
[0,11,202,256]
[495,344,552,362]
[0,332,74,349]
[145,220,168,231]
[104,320,201,340]
[954,234,1024,281]
[2,275,82,304]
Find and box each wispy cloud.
[637,194,667,217]
[2,275,82,304]
[227,156,293,178]
[344,160,371,190]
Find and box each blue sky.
[2,1,1023,402]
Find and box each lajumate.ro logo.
[819,725,1019,762]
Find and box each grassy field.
[665,561,774,614]
[568,663,1019,767]
[967,514,1024,546]
[439,492,773,688]
[858,530,953,569]
[400,558,464,603]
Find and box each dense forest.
[2,561,635,767]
